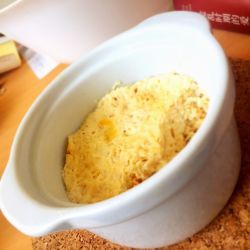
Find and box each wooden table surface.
[1,29,250,250]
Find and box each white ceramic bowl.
[0,12,241,248]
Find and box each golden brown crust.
[63,73,208,204]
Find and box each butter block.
[0,37,21,74]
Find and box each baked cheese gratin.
[63,73,209,203]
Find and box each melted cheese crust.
[63,73,209,203]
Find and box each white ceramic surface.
[0,0,169,63]
[0,12,241,248]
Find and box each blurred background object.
[0,0,172,63]
[173,0,250,34]
[18,46,58,79]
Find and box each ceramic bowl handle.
[136,11,211,34]
[0,161,63,236]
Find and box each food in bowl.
[62,72,209,203]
